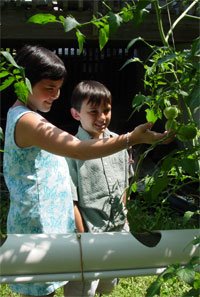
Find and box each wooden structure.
[1,1,199,135]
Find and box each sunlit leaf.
[145,108,158,123]
[127,37,144,50]
[120,57,143,71]
[28,13,57,24]
[1,51,20,68]
[0,76,15,91]
[157,53,177,65]
[63,16,80,33]
[14,81,29,104]
[183,211,194,224]
[131,182,138,193]
[99,25,109,50]
[0,71,9,78]
[58,15,65,23]
[121,7,134,23]
[193,277,200,289]
[76,29,85,54]
[13,69,21,75]
[132,93,146,109]
[25,77,32,94]
[178,90,189,97]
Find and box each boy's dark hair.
[15,45,67,86]
[71,80,112,111]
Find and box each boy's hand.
[130,122,173,145]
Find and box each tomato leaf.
[28,13,57,24]
[1,51,20,68]
[108,12,123,34]
[76,29,85,53]
[0,76,15,91]
[176,266,195,285]
[99,25,109,50]
[145,108,158,123]
[63,16,80,33]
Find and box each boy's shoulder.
[75,126,91,140]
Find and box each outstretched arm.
[15,113,169,160]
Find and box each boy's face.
[71,98,112,138]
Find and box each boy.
[65,80,132,296]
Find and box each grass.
[0,276,192,297]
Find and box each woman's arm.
[15,112,168,160]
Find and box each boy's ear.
[70,108,80,121]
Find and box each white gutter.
[0,230,199,283]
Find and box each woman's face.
[27,79,64,112]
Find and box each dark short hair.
[71,80,112,111]
[15,45,67,86]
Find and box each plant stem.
[153,0,169,47]
[166,0,198,43]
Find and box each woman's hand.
[130,122,172,145]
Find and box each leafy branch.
[0,51,31,145]
[0,51,31,103]
[146,255,200,297]
[28,1,200,52]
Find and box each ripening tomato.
[165,119,178,132]
[164,106,179,119]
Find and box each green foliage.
[0,51,31,145]
[128,38,200,129]
[27,1,151,52]
[0,51,31,104]
[28,13,58,24]
[146,258,200,297]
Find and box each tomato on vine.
[164,106,179,119]
[165,119,178,132]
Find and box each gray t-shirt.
[67,126,131,232]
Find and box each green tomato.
[177,124,197,141]
[165,119,178,132]
[163,106,179,119]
